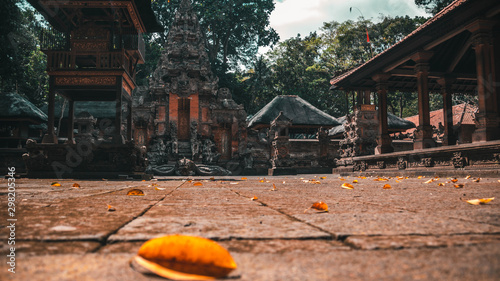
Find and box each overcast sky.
[271,0,430,41]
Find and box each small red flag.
[366,28,370,43]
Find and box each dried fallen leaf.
[304,201,328,213]
[383,184,391,189]
[465,175,471,179]
[107,205,116,212]
[251,196,258,201]
[417,176,423,179]
[229,182,239,185]
[395,180,400,183]
[259,180,264,183]
[424,179,434,184]
[339,178,346,181]
[358,176,367,179]
[352,180,358,183]
[51,182,61,187]
[320,177,327,179]
[341,183,354,189]
[127,189,145,196]
[72,183,80,188]
[155,186,166,191]
[466,197,494,205]
[241,177,247,180]
[133,235,237,280]
[373,178,388,181]
[473,178,481,183]
[271,183,277,191]
[451,178,458,183]
[454,184,465,189]
[193,182,203,186]
[210,177,215,181]
[438,183,445,186]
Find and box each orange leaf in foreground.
[193,182,203,186]
[304,201,328,213]
[451,179,458,183]
[383,184,391,189]
[341,183,354,189]
[72,183,80,188]
[466,197,494,205]
[51,182,61,187]
[134,235,237,280]
[127,189,145,196]
[352,180,358,183]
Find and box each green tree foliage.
[138,0,279,88]
[414,0,455,15]
[0,0,48,106]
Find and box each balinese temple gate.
[133,0,247,176]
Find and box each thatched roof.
[329,113,415,136]
[41,101,116,119]
[0,92,48,123]
[248,95,340,129]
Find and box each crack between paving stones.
[89,180,188,252]
[229,189,337,240]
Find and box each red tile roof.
[404,103,477,134]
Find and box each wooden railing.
[45,50,128,71]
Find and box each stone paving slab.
[1,176,500,280]
[3,241,499,281]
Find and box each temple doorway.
[178,98,190,141]
[219,125,232,160]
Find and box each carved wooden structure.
[24,0,161,178]
[331,0,500,173]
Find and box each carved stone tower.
[143,0,246,167]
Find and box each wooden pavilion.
[330,0,500,173]
[24,0,162,178]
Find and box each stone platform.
[1,175,499,280]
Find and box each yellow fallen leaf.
[339,178,346,181]
[395,180,400,183]
[251,196,258,201]
[107,205,116,212]
[473,178,481,183]
[127,189,145,196]
[438,183,445,186]
[259,180,264,183]
[134,235,237,280]
[193,182,203,186]
[352,180,358,183]
[72,183,80,188]
[320,177,327,179]
[373,178,388,181]
[424,179,434,184]
[417,176,423,179]
[465,175,471,179]
[304,201,328,213]
[383,184,391,189]
[358,176,367,179]
[51,182,61,187]
[155,186,166,191]
[341,183,354,189]
[454,184,464,189]
[466,197,494,205]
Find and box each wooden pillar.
[114,77,124,144]
[412,51,435,149]
[363,89,371,105]
[468,20,499,142]
[356,90,363,107]
[42,77,58,144]
[127,100,133,141]
[65,99,75,144]
[437,77,456,146]
[372,74,393,154]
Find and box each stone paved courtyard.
[1,174,500,280]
